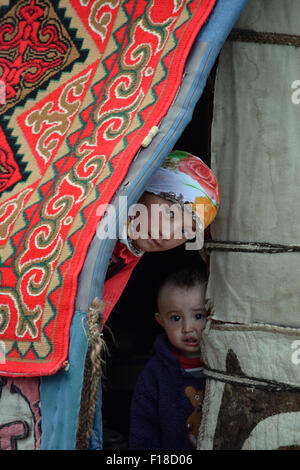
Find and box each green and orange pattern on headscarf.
[145,150,220,230]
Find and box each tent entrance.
[102,245,207,450]
[100,73,215,449]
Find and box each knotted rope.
[76,298,107,450]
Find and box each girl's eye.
[165,207,175,218]
[182,229,193,239]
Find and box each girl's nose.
[159,224,174,240]
[160,214,182,240]
[158,214,174,240]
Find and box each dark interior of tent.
[101,67,216,450]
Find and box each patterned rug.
[0,0,216,376]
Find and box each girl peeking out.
[102,150,220,322]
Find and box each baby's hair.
[157,266,207,302]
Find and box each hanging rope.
[228,28,300,47]
[76,298,107,450]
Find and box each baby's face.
[128,192,196,253]
[155,283,207,358]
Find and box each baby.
[102,150,220,322]
[129,266,208,450]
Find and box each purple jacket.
[129,334,205,450]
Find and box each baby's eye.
[195,313,205,320]
[171,315,181,322]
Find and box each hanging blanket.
[0,0,216,376]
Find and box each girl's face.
[129,192,196,253]
[155,283,207,358]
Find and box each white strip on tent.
[208,0,300,327]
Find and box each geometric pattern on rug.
[0,0,216,376]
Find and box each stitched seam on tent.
[203,240,300,253]
[206,321,300,335]
[204,368,300,392]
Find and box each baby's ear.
[155,312,163,327]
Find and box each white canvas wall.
[207,0,300,326]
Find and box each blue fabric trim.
[89,381,103,450]
[40,311,88,450]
